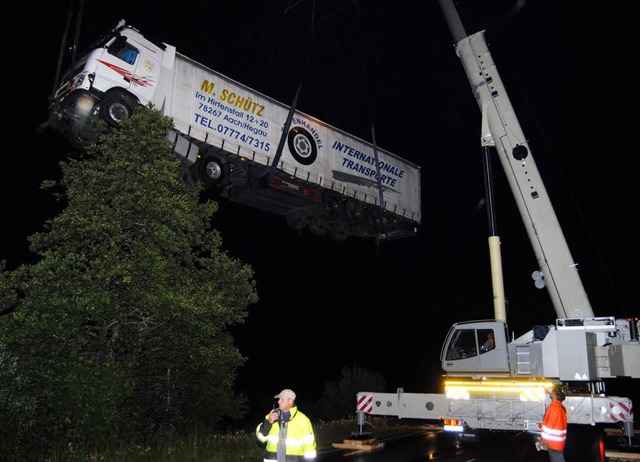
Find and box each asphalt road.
[319,426,639,462]
[320,430,546,462]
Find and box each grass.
[33,417,426,462]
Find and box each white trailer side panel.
[163,53,421,223]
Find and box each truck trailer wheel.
[100,92,137,128]
[366,206,383,233]
[329,220,349,241]
[322,191,346,222]
[285,209,311,231]
[308,212,329,235]
[197,154,227,188]
[346,199,364,221]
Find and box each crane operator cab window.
[445,328,495,360]
[107,35,138,65]
[479,329,495,353]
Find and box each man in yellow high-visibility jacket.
[256,388,317,461]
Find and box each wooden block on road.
[332,439,385,453]
[605,450,640,461]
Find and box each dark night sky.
[5,0,638,417]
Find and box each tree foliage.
[0,107,258,458]
[316,364,387,420]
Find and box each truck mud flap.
[167,129,199,165]
[443,423,479,443]
[455,429,479,442]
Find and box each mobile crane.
[356,0,638,453]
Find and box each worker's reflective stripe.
[263,433,316,451]
[541,424,567,442]
[264,434,279,444]
[300,433,315,445]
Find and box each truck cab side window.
[107,35,138,65]
[446,329,478,360]
[479,329,495,354]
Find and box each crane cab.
[441,320,510,377]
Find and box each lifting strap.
[252,0,388,239]
[52,0,84,97]
[353,0,385,212]
[265,0,319,174]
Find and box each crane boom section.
[454,31,594,319]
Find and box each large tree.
[0,107,258,455]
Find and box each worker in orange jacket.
[538,386,568,462]
[480,332,495,353]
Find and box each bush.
[316,364,387,420]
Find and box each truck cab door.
[477,326,509,372]
[441,321,510,375]
[89,34,139,93]
[97,33,160,104]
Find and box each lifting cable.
[52,0,84,97]
[352,0,386,215]
[263,0,387,239]
[259,0,300,93]
[266,0,319,173]
[265,0,351,174]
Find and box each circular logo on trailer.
[287,126,317,165]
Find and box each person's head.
[274,389,296,411]
[550,387,566,402]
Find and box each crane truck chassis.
[356,0,639,455]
